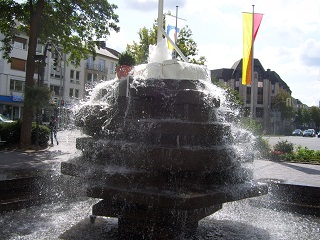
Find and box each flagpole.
[250,5,255,120]
[157,0,164,44]
[174,6,178,59]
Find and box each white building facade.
[0,32,119,124]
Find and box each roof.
[95,47,118,60]
[211,68,233,80]
[211,58,291,93]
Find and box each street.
[264,135,320,151]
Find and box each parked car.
[318,131,320,138]
[0,114,14,123]
[292,129,303,136]
[308,129,316,137]
[303,129,316,137]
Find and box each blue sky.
[107,0,320,107]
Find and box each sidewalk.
[1,129,320,188]
[0,129,83,172]
[253,159,320,187]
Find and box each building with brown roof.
[211,58,293,134]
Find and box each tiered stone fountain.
[61,59,267,239]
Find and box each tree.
[126,18,206,65]
[126,25,157,64]
[302,108,312,127]
[212,79,244,110]
[273,89,295,120]
[0,0,119,147]
[310,106,320,129]
[175,25,207,65]
[294,108,304,127]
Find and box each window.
[50,66,63,78]
[98,59,106,72]
[75,89,79,98]
[50,85,61,96]
[246,87,251,94]
[69,88,74,97]
[257,95,263,104]
[110,62,115,74]
[256,107,264,118]
[11,58,26,71]
[10,79,24,92]
[87,73,93,84]
[36,43,44,53]
[271,84,275,94]
[87,73,97,84]
[76,71,80,84]
[13,37,27,50]
[257,86,263,104]
[87,57,93,69]
[246,87,251,104]
[70,70,75,82]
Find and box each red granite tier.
[61,160,253,188]
[76,142,239,172]
[89,183,266,208]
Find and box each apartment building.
[211,58,293,134]
[0,32,119,124]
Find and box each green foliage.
[302,108,312,126]
[0,0,120,146]
[117,50,136,66]
[176,25,207,65]
[31,123,50,146]
[213,81,244,109]
[273,89,295,120]
[310,106,320,129]
[239,117,263,136]
[25,85,51,109]
[294,108,304,126]
[126,19,206,65]
[255,136,271,158]
[0,121,21,145]
[268,140,320,164]
[0,1,120,65]
[0,121,50,147]
[126,24,158,64]
[273,140,294,154]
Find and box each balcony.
[86,63,108,73]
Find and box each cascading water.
[60,40,269,239]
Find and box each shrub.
[273,140,294,154]
[0,121,50,148]
[0,121,21,145]
[117,51,136,66]
[31,123,50,146]
[255,136,271,158]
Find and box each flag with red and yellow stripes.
[242,13,263,85]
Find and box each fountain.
[60,2,270,238]
[61,34,269,238]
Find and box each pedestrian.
[49,116,59,145]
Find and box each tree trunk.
[19,0,45,148]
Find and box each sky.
[105,0,320,107]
